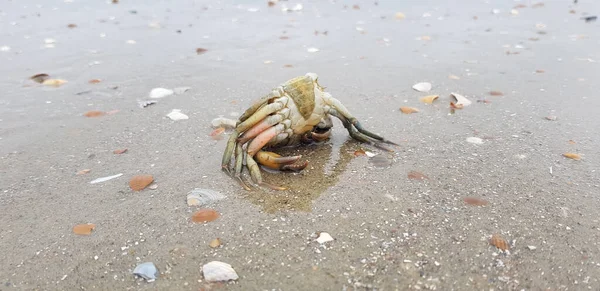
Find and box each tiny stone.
[527,245,537,250]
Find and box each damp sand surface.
[1,0,600,290]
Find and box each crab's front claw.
[255,151,307,172]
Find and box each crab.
[221,73,397,190]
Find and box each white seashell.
[133,262,158,282]
[187,188,225,206]
[307,47,320,53]
[211,117,237,129]
[90,173,123,184]
[149,88,174,98]
[412,82,432,92]
[316,232,334,244]
[202,261,239,282]
[167,109,189,121]
[466,137,483,144]
[450,92,472,107]
[173,87,191,95]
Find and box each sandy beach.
[1,0,600,290]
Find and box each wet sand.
[1,0,600,290]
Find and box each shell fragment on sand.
[90,173,123,184]
[187,189,225,206]
[316,232,334,244]
[133,262,158,282]
[202,261,239,282]
[167,109,189,120]
[412,82,432,92]
[450,92,472,107]
[149,88,174,98]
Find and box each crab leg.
[328,109,395,152]
[237,112,285,145]
[247,153,287,190]
[247,124,285,156]
[255,151,307,172]
[222,101,285,171]
[325,95,398,146]
[233,143,251,191]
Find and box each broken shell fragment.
[419,95,439,104]
[133,262,158,282]
[563,153,581,160]
[202,261,239,282]
[73,223,96,235]
[149,88,174,98]
[129,175,154,191]
[399,107,419,114]
[489,234,510,251]
[316,232,334,244]
[167,109,189,120]
[450,92,472,107]
[191,209,220,223]
[90,173,123,184]
[187,189,225,206]
[412,82,432,92]
[209,238,222,248]
[30,73,50,83]
[42,79,68,87]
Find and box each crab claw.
[255,151,307,171]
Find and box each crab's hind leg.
[328,108,395,152]
[325,94,398,147]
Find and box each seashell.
[316,232,334,244]
[307,47,320,53]
[113,148,128,154]
[73,223,96,235]
[209,238,222,248]
[187,189,225,206]
[149,88,174,98]
[167,109,189,121]
[129,175,154,191]
[412,82,432,92]
[450,92,472,107]
[489,234,509,251]
[563,153,581,160]
[191,209,220,223]
[399,106,419,114]
[42,79,68,87]
[466,137,483,144]
[489,91,503,96]
[419,95,439,104]
[90,173,123,184]
[133,262,158,281]
[30,73,50,83]
[202,261,239,282]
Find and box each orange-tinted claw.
[256,151,302,170]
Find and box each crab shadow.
[239,134,366,213]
